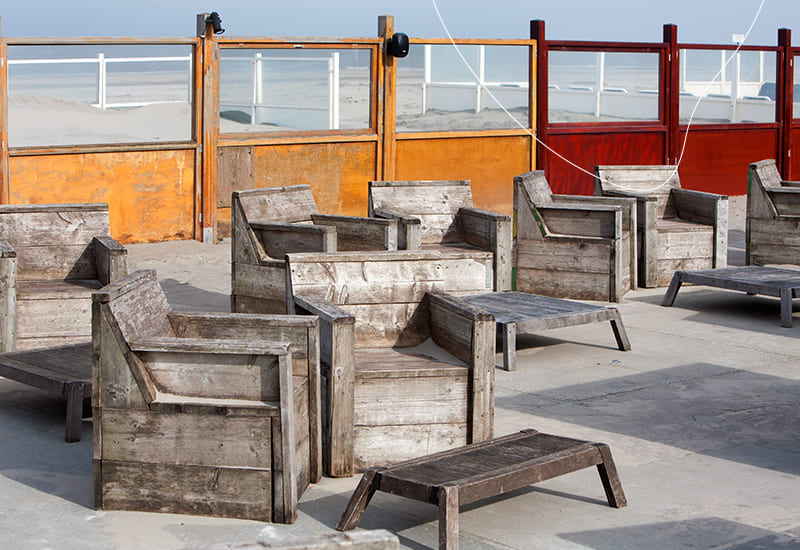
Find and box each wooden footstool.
[336,429,627,550]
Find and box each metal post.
[330,52,340,129]
[97,53,107,109]
[423,44,431,114]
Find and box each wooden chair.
[746,159,800,265]
[514,171,637,302]
[231,185,398,313]
[92,269,321,523]
[595,165,728,287]
[285,251,495,478]
[0,203,127,352]
[367,180,512,293]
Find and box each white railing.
[8,54,193,109]
[421,44,528,114]
[220,52,340,130]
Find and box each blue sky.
[1,0,796,46]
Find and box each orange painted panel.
[395,136,532,215]
[9,150,195,243]
[252,141,379,216]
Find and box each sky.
[0,0,797,46]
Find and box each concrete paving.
[1,197,799,549]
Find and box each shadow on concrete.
[560,517,800,549]
[0,379,93,508]
[627,287,799,337]
[159,278,231,312]
[495,363,800,476]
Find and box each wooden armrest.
[372,208,420,225]
[291,295,354,325]
[537,203,621,239]
[427,291,493,365]
[459,207,511,222]
[601,189,656,201]
[93,235,127,285]
[769,187,800,195]
[372,209,420,250]
[782,181,800,188]
[130,335,291,355]
[92,235,127,254]
[312,214,398,251]
[250,221,335,235]
[0,240,16,258]
[672,188,726,225]
[168,311,317,340]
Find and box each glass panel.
[7,44,193,147]
[549,51,660,123]
[219,48,371,133]
[680,49,776,124]
[396,44,530,132]
[794,55,800,119]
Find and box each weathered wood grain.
[368,180,511,291]
[595,165,727,287]
[185,530,399,550]
[747,159,800,265]
[337,429,627,550]
[286,252,496,477]
[93,269,321,522]
[514,171,632,302]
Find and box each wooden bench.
[595,165,727,287]
[514,171,637,302]
[368,180,512,294]
[336,429,627,550]
[231,185,397,313]
[662,266,800,327]
[462,292,631,371]
[0,203,127,352]
[0,343,91,442]
[286,250,495,478]
[746,159,800,266]
[93,270,321,523]
[185,530,399,550]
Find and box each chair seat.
[355,347,467,379]
[422,243,493,260]
[657,218,714,233]
[17,279,103,299]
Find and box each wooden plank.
[311,215,398,251]
[354,375,468,425]
[99,461,273,521]
[100,408,273,469]
[190,530,399,550]
[251,223,337,259]
[235,185,319,224]
[0,255,18,352]
[217,146,255,208]
[0,207,110,246]
[353,424,468,470]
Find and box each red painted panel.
[677,127,779,195]
[792,127,800,181]
[545,130,665,195]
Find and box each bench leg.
[661,271,684,307]
[501,322,516,371]
[336,469,381,532]
[780,288,793,328]
[608,312,631,351]
[438,485,459,550]
[595,444,627,508]
[64,382,84,443]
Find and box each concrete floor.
[1,197,799,549]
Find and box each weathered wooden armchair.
[595,165,728,287]
[368,180,512,293]
[92,269,321,523]
[0,203,127,352]
[231,185,398,314]
[285,251,495,478]
[746,159,800,265]
[514,171,637,302]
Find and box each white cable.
[430,0,767,193]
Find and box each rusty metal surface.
[9,149,195,243]
[395,135,532,215]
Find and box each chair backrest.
[595,165,681,218]
[368,180,473,244]
[234,185,319,225]
[286,251,445,348]
[514,171,553,205]
[95,269,176,344]
[749,159,800,217]
[0,203,110,281]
